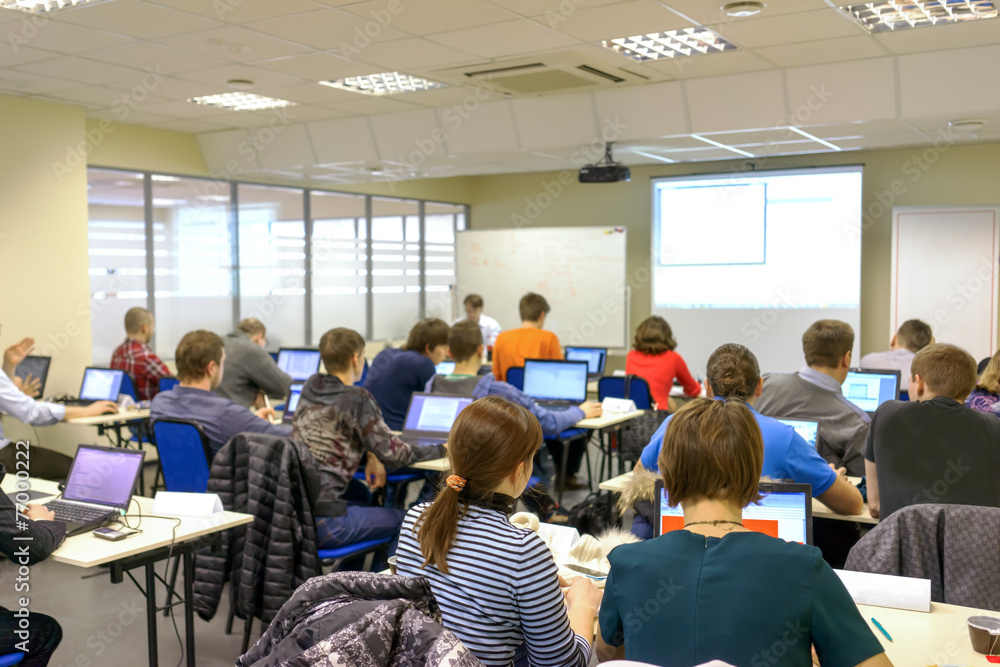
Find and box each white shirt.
[453,313,502,346]
[0,369,65,446]
[859,348,916,391]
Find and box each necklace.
[684,520,744,532]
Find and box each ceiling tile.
[0,70,80,94]
[6,19,135,54]
[592,81,687,140]
[341,0,518,35]
[426,19,579,59]
[875,17,1000,55]
[785,58,896,125]
[324,96,424,115]
[202,108,299,128]
[15,56,150,85]
[255,123,316,169]
[899,44,1000,117]
[369,109,443,160]
[52,1,222,40]
[799,119,923,140]
[177,64,306,88]
[147,0,325,24]
[86,42,229,74]
[252,52,381,82]
[667,147,750,161]
[487,0,628,16]
[833,131,934,151]
[698,127,804,146]
[198,129,260,173]
[755,35,889,68]
[135,76,231,101]
[662,0,829,25]
[395,85,502,108]
[85,109,176,124]
[141,99,248,120]
[346,37,480,70]
[307,117,380,163]
[437,100,518,153]
[711,8,863,50]
[643,50,775,79]
[251,81,360,105]
[44,85,167,109]
[0,42,60,69]
[536,0,692,42]
[243,9,409,51]
[159,26,311,63]
[685,70,786,133]
[150,118,231,133]
[511,93,600,150]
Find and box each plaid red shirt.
[110,338,170,402]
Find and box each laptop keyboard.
[46,500,114,524]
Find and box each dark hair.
[464,294,484,309]
[519,293,549,322]
[415,396,542,574]
[802,320,854,368]
[238,317,266,338]
[449,321,483,362]
[658,398,763,509]
[404,318,449,355]
[896,319,932,353]
[124,307,153,335]
[633,316,677,355]
[912,343,977,401]
[175,330,224,383]
[706,344,759,400]
[319,328,366,373]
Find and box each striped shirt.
[396,503,590,667]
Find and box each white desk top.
[860,601,999,665]
[67,408,151,426]
[2,477,251,568]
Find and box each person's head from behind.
[124,307,155,343]
[894,319,933,353]
[449,321,484,365]
[319,328,366,383]
[416,396,542,573]
[802,319,854,382]
[464,294,484,324]
[657,398,763,511]
[910,343,977,402]
[404,318,449,364]
[706,344,761,401]
[633,316,677,355]
[175,330,225,388]
[238,317,267,349]
[519,292,549,325]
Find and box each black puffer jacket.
[237,571,483,667]
[193,433,323,626]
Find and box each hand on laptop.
[13,372,41,398]
[85,401,119,416]
[24,504,55,521]
[364,452,386,490]
[579,401,603,419]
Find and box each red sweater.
[625,349,700,408]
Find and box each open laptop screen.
[522,360,588,402]
[655,481,812,544]
[779,418,819,448]
[565,347,607,375]
[841,369,900,413]
[284,383,304,418]
[403,394,473,435]
[80,368,124,401]
[63,445,144,507]
[15,355,51,394]
[277,348,322,382]
[435,361,456,375]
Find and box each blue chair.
[0,654,24,666]
[119,372,138,401]
[269,351,278,362]
[597,375,654,410]
[353,469,425,509]
[506,366,524,391]
[318,537,392,572]
[159,376,179,393]
[354,359,369,386]
[151,418,213,493]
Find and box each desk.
[3,476,251,667]
[859,601,999,665]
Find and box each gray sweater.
[214,330,293,407]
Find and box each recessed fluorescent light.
[188,92,296,111]
[319,73,447,96]
[788,127,843,151]
[840,1,998,33]
[601,28,737,62]
[0,0,115,13]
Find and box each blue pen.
[870,617,893,642]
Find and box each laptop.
[778,418,820,448]
[522,359,589,410]
[399,393,474,447]
[15,355,51,396]
[841,369,901,414]
[276,348,322,382]
[44,444,145,537]
[654,480,813,545]
[280,382,304,423]
[565,347,607,381]
[435,360,456,375]
[60,368,125,406]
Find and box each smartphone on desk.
[93,527,128,541]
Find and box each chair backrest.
[119,372,138,401]
[0,653,24,666]
[151,418,213,493]
[506,366,524,391]
[159,376,179,392]
[598,375,654,409]
[354,358,368,387]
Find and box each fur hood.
[617,464,661,516]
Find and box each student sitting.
[214,317,292,408]
[625,315,700,408]
[292,328,445,555]
[454,293,502,347]
[364,318,449,431]
[966,348,1000,417]
[632,343,862,538]
[865,343,1000,520]
[151,330,288,454]
[396,396,603,667]
[859,319,932,392]
[757,319,870,476]
[110,307,171,401]
[599,398,891,667]
[491,292,561,382]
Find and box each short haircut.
[404,318,449,354]
[802,320,854,368]
[464,294,484,309]
[911,343,977,401]
[519,293,549,322]
[706,344,759,400]
[896,319,933,353]
[319,328,366,373]
[124,307,153,335]
[449,321,483,362]
[657,398,763,509]
[633,316,677,355]
[175,330,224,383]
[238,317,266,338]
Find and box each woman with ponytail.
[395,396,602,667]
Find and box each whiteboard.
[891,206,1000,361]
[456,227,628,349]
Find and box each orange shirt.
[492,327,562,381]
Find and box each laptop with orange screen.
[654,480,813,545]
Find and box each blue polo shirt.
[639,401,837,497]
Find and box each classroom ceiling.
[2,0,999,186]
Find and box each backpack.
[567,492,619,536]
[614,375,671,462]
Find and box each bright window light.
[601,28,737,61]
[320,73,446,96]
[0,0,115,12]
[188,92,296,111]
[840,1,998,32]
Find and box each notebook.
[60,368,125,406]
[778,418,820,448]
[654,480,813,545]
[44,444,145,537]
[15,355,51,396]
[522,359,589,410]
[841,369,901,414]
[399,393,473,447]
[276,348,322,382]
[565,347,607,380]
[435,360,456,375]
